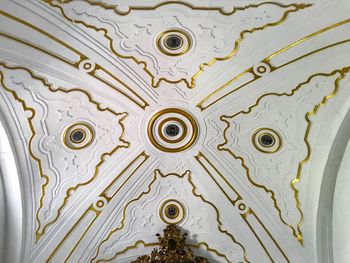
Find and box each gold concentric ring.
[252,128,282,153]
[257,65,267,73]
[164,204,180,219]
[69,128,86,144]
[156,29,191,56]
[148,108,198,152]
[160,199,186,225]
[158,117,187,144]
[63,122,94,150]
[164,34,184,50]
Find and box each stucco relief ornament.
[132,225,210,263]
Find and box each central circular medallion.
[148,108,198,152]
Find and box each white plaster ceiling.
[0,0,349,262]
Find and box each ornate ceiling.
[0,0,349,262]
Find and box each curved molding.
[316,108,350,263]
[0,119,23,263]
[332,140,350,263]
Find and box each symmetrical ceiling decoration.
[0,0,349,263]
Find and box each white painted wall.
[333,140,350,263]
[0,121,23,263]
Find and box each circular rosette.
[148,108,198,152]
[252,62,272,77]
[63,122,94,150]
[79,59,96,73]
[156,29,191,56]
[252,128,282,153]
[159,199,186,225]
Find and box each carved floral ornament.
[132,225,210,263]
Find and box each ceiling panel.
[0,0,349,262]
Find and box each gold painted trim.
[197,19,350,111]
[218,67,350,244]
[258,133,275,148]
[257,66,267,74]
[92,170,249,262]
[238,203,246,211]
[189,3,310,88]
[0,62,130,240]
[164,35,184,50]
[81,0,302,16]
[0,64,50,242]
[195,152,290,262]
[165,204,180,218]
[46,152,150,262]
[69,128,86,144]
[147,108,198,152]
[0,10,149,109]
[97,239,231,263]
[43,1,309,88]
